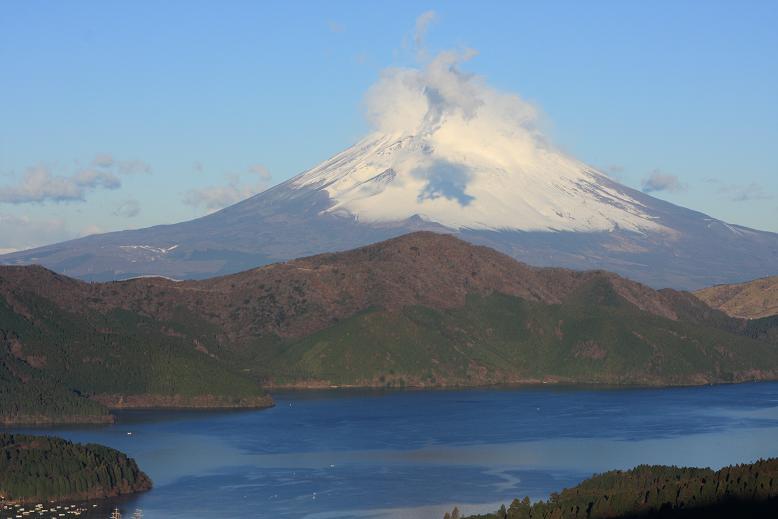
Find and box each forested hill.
[0,285,273,424]
[456,458,778,519]
[0,433,151,504]
[3,232,778,422]
[0,351,114,425]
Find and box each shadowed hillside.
[2,232,778,421]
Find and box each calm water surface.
[14,382,778,518]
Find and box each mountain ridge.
[1,134,776,289]
[3,232,778,410]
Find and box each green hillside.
[245,286,778,387]
[0,354,113,425]
[0,293,271,424]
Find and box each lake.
[14,382,778,518]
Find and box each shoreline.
[6,379,777,426]
[91,393,275,410]
[261,376,778,392]
[2,394,274,426]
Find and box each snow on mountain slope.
[0,50,775,288]
[293,50,662,234]
[293,131,663,233]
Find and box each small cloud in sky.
[248,164,272,182]
[117,159,151,175]
[0,154,151,205]
[183,164,273,212]
[720,182,773,202]
[641,170,686,193]
[114,199,141,218]
[414,11,436,49]
[92,154,150,175]
[327,20,345,33]
[73,168,121,190]
[93,153,114,168]
[0,164,122,204]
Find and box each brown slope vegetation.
[695,276,778,319]
[2,231,778,393]
[0,232,698,341]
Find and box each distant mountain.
[3,232,778,410]
[696,276,778,319]
[1,132,776,289]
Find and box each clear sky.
[1,0,776,252]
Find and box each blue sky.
[1,0,776,251]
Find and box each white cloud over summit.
[293,13,661,234]
[363,42,544,154]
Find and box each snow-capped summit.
[294,50,663,234]
[293,131,662,234]
[1,51,775,288]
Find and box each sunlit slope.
[696,276,778,319]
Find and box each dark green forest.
[253,288,778,388]
[0,351,113,424]
[0,433,151,503]
[0,292,271,424]
[457,458,778,519]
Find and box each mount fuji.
[2,52,776,288]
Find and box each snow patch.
[292,132,666,233]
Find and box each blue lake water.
[13,382,778,518]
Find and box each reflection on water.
[13,382,778,519]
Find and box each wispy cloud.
[73,168,121,189]
[327,20,345,33]
[0,165,121,204]
[414,11,436,49]
[183,164,273,212]
[92,153,115,168]
[113,199,141,218]
[0,154,152,205]
[117,159,151,175]
[92,154,151,175]
[641,170,686,193]
[720,182,773,202]
[364,45,540,143]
